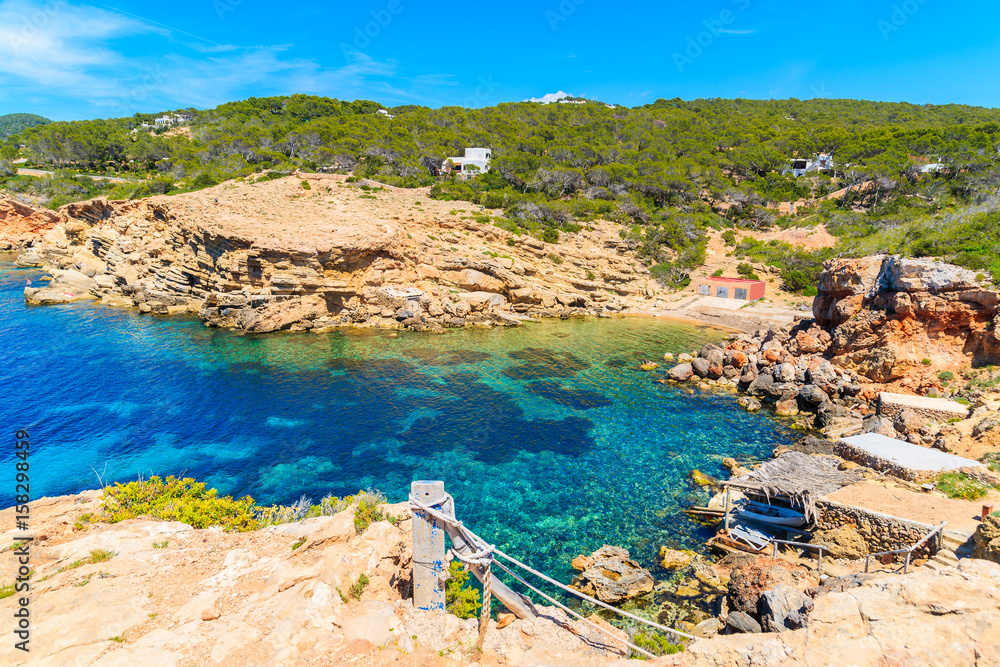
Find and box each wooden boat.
[710,524,775,554]
[735,500,806,528]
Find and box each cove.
[0,255,797,580]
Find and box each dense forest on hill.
[1,96,999,289]
[0,113,50,139]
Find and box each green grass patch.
[349,573,369,600]
[291,536,307,550]
[935,472,992,500]
[632,631,684,659]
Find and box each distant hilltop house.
[693,276,765,302]
[441,148,492,177]
[786,153,835,178]
[375,109,395,119]
[155,113,193,127]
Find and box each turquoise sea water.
[0,254,796,581]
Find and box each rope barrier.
[407,496,697,653]
[491,558,654,659]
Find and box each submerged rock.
[658,547,695,570]
[570,545,653,604]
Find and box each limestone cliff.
[21,174,661,332]
[813,255,1000,382]
[0,196,60,250]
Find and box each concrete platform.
[837,433,983,481]
[878,392,970,421]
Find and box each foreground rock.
[3,494,1000,665]
[571,545,655,604]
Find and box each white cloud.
[527,91,573,104]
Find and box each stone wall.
[816,499,940,558]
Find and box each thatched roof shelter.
[727,452,863,522]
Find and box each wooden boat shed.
[722,451,863,524]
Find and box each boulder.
[727,557,807,618]
[747,374,774,398]
[774,363,796,383]
[893,409,928,435]
[667,363,694,382]
[810,525,867,560]
[886,256,984,293]
[758,584,814,632]
[798,384,830,406]
[570,546,654,604]
[863,417,899,439]
[725,611,761,634]
[775,399,799,416]
[691,357,711,378]
[807,361,839,390]
[658,548,694,570]
[738,396,762,412]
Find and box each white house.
[787,153,835,177]
[153,114,192,127]
[376,109,395,119]
[442,148,492,176]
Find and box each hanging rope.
[448,543,494,649]
[407,495,697,652]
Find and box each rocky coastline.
[8,176,671,334]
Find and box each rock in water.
[658,547,694,570]
[570,546,654,604]
[667,363,694,381]
[758,584,814,632]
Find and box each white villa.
[442,148,492,176]
[787,153,835,177]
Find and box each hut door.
[734,288,748,300]
[716,286,728,298]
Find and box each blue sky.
[2,0,999,120]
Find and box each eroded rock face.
[22,175,661,333]
[813,255,1000,382]
[726,557,814,619]
[570,545,654,604]
[0,196,61,250]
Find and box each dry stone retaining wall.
[816,499,939,558]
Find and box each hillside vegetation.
[2,97,999,290]
[0,113,50,139]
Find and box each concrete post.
[410,481,449,611]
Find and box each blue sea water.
[0,254,796,581]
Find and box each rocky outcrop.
[726,557,815,621]
[662,559,1000,667]
[19,175,662,333]
[0,196,61,250]
[814,256,1000,382]
[571,545,655,604]
[973,512,1000,564]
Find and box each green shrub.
[736,263,759,280]
[922,359,932,366]
[101,476,258,532]
[445,561,481,619]
[0,582,14,600]
[935,472,991,500]
[89,549,114,564]
[632,631,683,659]
[721,229,737,246]
[349,573,369,599]
[938,371,955,382]
[301,180,312,190]
[541,227,559,244]
[802,285,819,297]
[291,536,306,550]
[710,268,724,277]
[191,173,217,188]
